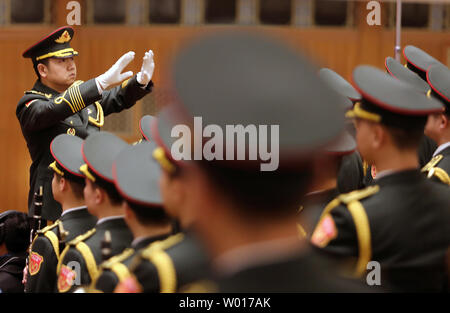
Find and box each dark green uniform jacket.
[0,252,27,293]
[311,170,450,292]
[16,77,153,221]
[93,234,170,293]
[25,206,97,292]
[211,246,376,293]
[56,217,133,293]
[128,232,210,293]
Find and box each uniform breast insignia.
[58,264,77,293]
[29,251,44,276]
[67,128,76,136]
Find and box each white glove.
[96,51,135,93]
[136,50,155,87]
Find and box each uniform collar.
[96,215,124,226]
[61,205,87,217]
[433,142,450,157]
[33,79,60,96]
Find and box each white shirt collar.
[96,215,124,225]
[61,206,87,217]
[433,142,450,157]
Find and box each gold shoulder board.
[67,228,96,246]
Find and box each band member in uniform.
[92,141,172,293]
[318,68,371,192]
[17,26,155,223]
[311,66,450,292]
[385,56,438,167]
[422,64,450,185]
[56,132,133,293]
[26,134,97,292]
[299,131,356,238]
[161,32,371,292]
[114,107,210,293]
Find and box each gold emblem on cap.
[67,128,76,136]
[55,30,71,43]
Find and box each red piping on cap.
[22,26,74,58]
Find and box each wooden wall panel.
[1,25,449,214]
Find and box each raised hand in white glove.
[95,51,135,93]
[136,50,155,87]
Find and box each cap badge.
[55,30,71,43]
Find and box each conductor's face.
[39,57,77,92]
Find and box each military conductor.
[16,26,155,222]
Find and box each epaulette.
[101,248,134,270]
[36,220,60,234]
[422,154,443,172]
[67,228,96,246]
[312,185,379,278]
[24,90,53,99]
[421,155,450,185]
[338,185,380,204]
[140,233,185,259]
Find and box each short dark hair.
[92,180,123,206]
[200,162,313,220]
[3,212,30,254]
[54,173,85,200]
[33,58,50,80]
[384,122,426,150]
[127,201,171,226]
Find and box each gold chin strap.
[79,164,96,182]
[345,102,382,123]
[427,89,432,99]
[36,48,78,61]
[153,147,176,174]
[49,161,64,176]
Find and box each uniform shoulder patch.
[58,264,77,293]
[29,251,44,276]
[338,185,380,204]
[67,228,96,246]
[114,275,142,293]
[310,214,338,248]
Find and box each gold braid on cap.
[80,164,96,182]
[153,147,176,174]
[345,102,381,123]
[49,161,64,176]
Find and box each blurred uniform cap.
[385,56,430,94]
[427,64,450,113]
[169,31,346,170]
[403,45,445,81]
